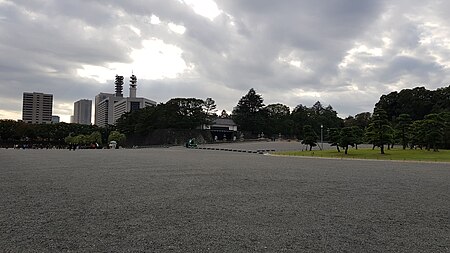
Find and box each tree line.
[232,88,343,138]
[115,98,214,137]
[115,90,344,142]
[0,85,448,150]
[231,86,450,153]
[0,120,124,148]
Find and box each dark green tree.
[396,114,412,149]
[308,102,342,134]
[291,104,309,138]
[116,98,209,137]
[203,97,217,117]
[351,126,364,149]
[440,112,450,149]
[367,108,392,154]
[166,98,208,129]
[409,120,426,149]
[354,112,372,129]
[339,127,355,154]
[344,116,356,128]
[220,110,229,118]
[422,114,444,151]
[108,131,126,145]
[433,86,450,113]
[264,103,291,136]
[327,128,341,152]
[232,88,265,134]
[291,102,342,140]
[89,131,103,145]
[0,120,17,143]
[375,86,449,121]
[301,125,318,151]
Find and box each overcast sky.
[1,0,449,122]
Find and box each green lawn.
[275,148,450,162]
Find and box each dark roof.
[212,118,237,126]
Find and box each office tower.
[73,99,92,125]
[94,93,123,127]
[22,92,53,124]
[94,74,156,127]
[113,73,155,122]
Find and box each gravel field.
[0,142,449,252]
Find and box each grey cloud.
[375,56,444,84]
[1,0,450,121]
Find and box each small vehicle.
[109,141,117,149]
[185,138,197,148]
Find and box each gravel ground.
[0,143,449,252]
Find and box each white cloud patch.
[149,15,161,25]
[181,0,222,20]
[168,22,186,34]
[278,53,312,73]
[77,39,189,83]
[53,102,73,123]
[128,25,141,36]
[0,109,20,120]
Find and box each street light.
[320,124,323,150]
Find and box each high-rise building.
[22,92,53,124]
[94,74,156,127]
[95,93,123,127]
[73,99,92,125]
[112,97,157,123]
[51,115,60,124]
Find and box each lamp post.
[320,124,323,150]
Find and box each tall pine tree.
[232,88,265,134]
[367,108,392,154]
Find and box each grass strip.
[274,148,450,162]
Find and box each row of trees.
[63,131,125,147]
[232,88,343,138]
[376,86,449,120]
[232,87,449,152]
[0,121,104,146]
[0,120,126,148]
[115,98,215,137]
[304,109,450,154]
[115,89,344,141]
[0,97,217,147]
[1,85,448,150]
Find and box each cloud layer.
[1,0,449,121]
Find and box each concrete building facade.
[22,92,53,124]
[95,94,123,127]
[73,99,92,125]
[113,97,156,123]
[94,74,156,127]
